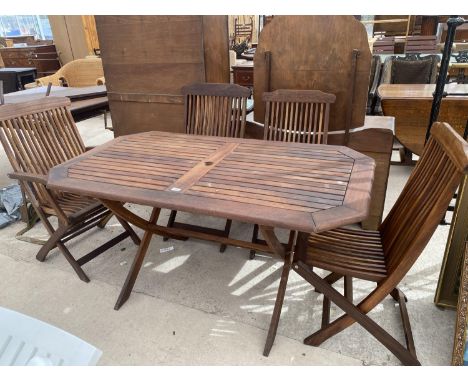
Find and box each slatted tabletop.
[48,131,375,233]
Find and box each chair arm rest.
[8,172,48,185]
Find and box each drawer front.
[233,68,254,87]
[2,58,33,67]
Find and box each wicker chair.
[29,57,104,88]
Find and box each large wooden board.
[253,16,372,138]
[95,16,229,137]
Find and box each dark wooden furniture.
[0,97,140,282]
[0,45,61,78]
[47,131,375,311]
[373,36,396,54]
[405,35,438,54]
[95,16,229,136]
[0,68,37,93]
[165,83,251,252]
[379,83,468,156]
[367,55,382,115]
[250,89,336,258]
[263,122,468,366]
[232,62,254,88]
[3,85,109,122]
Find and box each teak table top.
[48,131,375,233]
[378,83,468,100]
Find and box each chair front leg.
[294,261,420,366]
[36,223,69,262]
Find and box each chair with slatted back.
[263,122,468,365]
[250,89,336,258]
[164,83,251,252]
[0,97,140,282]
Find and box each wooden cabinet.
[232,64,254,87]
[0,45,61,77]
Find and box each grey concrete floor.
[0,115,456,365]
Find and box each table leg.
[260,226,297,356]
[114,207,160,310]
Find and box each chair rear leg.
[249,224,259,259]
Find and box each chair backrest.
[262,89,336,144]
[380,122,468,279]
[234,16,254,43]
[381,54,440,84]
[0,97,85,205]
[182,83,251,138]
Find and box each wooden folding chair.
[165,83,251,252]
[263,122,468,365]
[250,89,336,259]
[0,97,140,282]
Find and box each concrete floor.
[0,115,456,365]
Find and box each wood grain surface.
[48,131,376,233]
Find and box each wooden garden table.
[47,131,375,310]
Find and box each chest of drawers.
[0,45,61,77]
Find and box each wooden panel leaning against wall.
[95,15,229,137]
[48,15,99,64]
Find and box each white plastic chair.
[0,307,102,366]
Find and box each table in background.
[48,131,375,310]
[4,85,108,122]
[379,83,468,156]
[0,68,37,93]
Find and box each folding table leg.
[114,208,161,310]
[260,225,296,357]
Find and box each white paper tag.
[170,187,181,192]
[160,246,174,254]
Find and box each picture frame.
[452,241,468,365]
[435,176,468,308]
